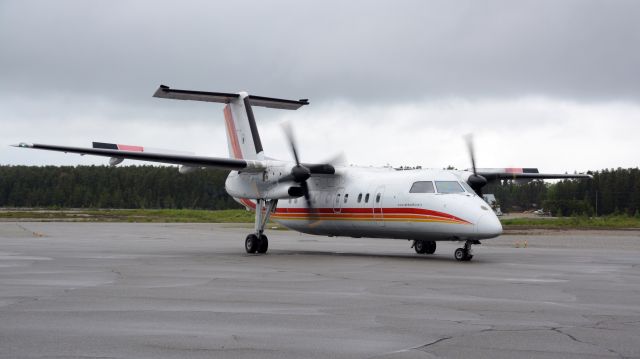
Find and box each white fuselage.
[227,166,503,241]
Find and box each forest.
[0,165,638,216]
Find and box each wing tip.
[11,142,33,148]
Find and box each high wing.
[475,168,592,181]
[11,142,264,171]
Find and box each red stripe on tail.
[224,105,243,159]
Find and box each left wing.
[12,142,263,170]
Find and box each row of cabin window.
[288,192,382,205]
[410,180,474,194]
[340,192,381,204]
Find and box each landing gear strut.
[454,240,479,261]
[412,240,436,255]
[245,199,277,254]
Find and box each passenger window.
[376,193,381,203]
[357,193,362,203]
[344,194,349,203]
[435,181,465,193]
[410,181,435,193]
[365,193,370,203]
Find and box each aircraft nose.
[476,213,503,238]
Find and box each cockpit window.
[435,181,465,193]
[409,181,435,193]
[460,181,476,195]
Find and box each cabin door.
[373,186,385,226]
[333,187,345,214]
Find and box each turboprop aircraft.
[12,85,592,261]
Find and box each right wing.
[475,168,592,181]
[12,142,264,171]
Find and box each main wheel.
[257,234,269,254]
[414,240,426,254]
[454,248,466,261]
[424,241,436,254]
[245,234,259,254]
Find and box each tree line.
[486,168,640,216]
[0,165,638,216]
[0,165,240,210]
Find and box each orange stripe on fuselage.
[271,207,472,225]
[224,104,243,159]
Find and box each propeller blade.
[282,122,301,166]
[464,134,477,175]
[281,122,320,224]
[300,181,319,223]
[464,134,487,196]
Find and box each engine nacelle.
[109,157,124,166]
[225,172,303,199]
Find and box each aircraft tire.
[414,240,426,254]
[454,248,473,261]
[425,241,436,254]
[245,234,259,254]
[257,234,269,254]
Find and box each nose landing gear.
[454,240,479,261]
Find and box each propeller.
[464,134,488,196]
[280,122,318,221]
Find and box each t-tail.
[153,85,309,160]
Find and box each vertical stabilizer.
[152,85,309,161]
[223,92,263,160]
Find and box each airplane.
[12,85,592,261]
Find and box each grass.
[0,208,255,223]
[501,215,640,229]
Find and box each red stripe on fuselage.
[117,144,144,152]
[224,104,243,159]
[239,198,256,209]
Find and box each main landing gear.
[454,240,480,261]
[412,240,436,255]
[245,199,277,254]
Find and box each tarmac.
[0,222,639,359]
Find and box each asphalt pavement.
[0,222,639,358]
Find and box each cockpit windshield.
[434,181,465,193]
[460,181,476,195]
[409,181,435,193]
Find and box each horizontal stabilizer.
[153,85,309,110]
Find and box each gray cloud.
[1,0,639,104]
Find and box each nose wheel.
[454,240,478,261]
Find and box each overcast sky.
[1,0,638,173]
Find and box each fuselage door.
[373,186,385,226]
[333,187,345,214]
